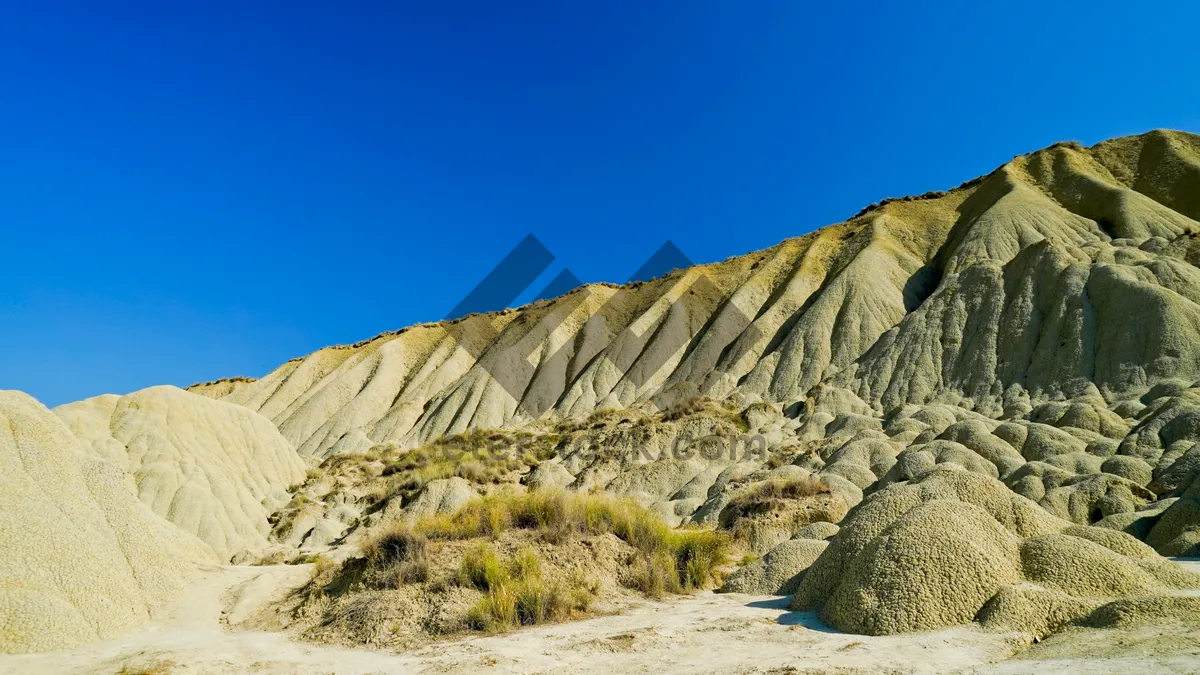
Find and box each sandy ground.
[3,562,1199,674]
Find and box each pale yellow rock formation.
[10,129,1200,654]
[0,391,201,653]
[54,386,307,561]
[189,134,1200,480]
[790,468,1200,636]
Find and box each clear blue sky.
[3,1,1198,407]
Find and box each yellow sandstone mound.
[54,386,308,561]
[790,467,1200,636]
[0,391,204,654]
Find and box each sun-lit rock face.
[8,129,1200,655]
[0,391,205,654]
[185,130,1200,563]
[54,385,307,561]
[192,130,1200,460]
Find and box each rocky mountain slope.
[194,129,1200,649]
[191,130,1200,457]
[6,129,1200,661]
[189,130,1200,559]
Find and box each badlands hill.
[5,129,1200,666]
[188,131,1200,543]
[191,129,1200,455]
[0,386,305,653]
[54,386,307,560]
[0,391,209,652]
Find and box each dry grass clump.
[468,585,519,631]
[630,549,684,597]
[578,406,632,428]
[662,396,717,421]
[669,528,729,590]
[459,543,589,632]
[311,553,337,575]
[456,542,510,590]
[361,526,431,586]
[379,429,561,494]
[419,489,729,594]
[117,662,176,675]
[746,476,832,500]
[764,453,790,470]
[661,396,750,430]
[727,476,832,515]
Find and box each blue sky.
[2,1,1198,407]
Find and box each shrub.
[463,547,586,631]
[312,553,336,576]
[662,396,711,421]
[569,586,594,612]
[418,511,477,540]
[394,556,431,585]
[466,585,518,631]
[118,662,175,675]
[513,578,570,625]
[457,543,510,591]
[509,546,542,580]
[631,550,683,598]
[456,460,488,483]
[667,528,726,589]
[661,396,748,430]
[364,527,427,567]
[726,476,831,516]
[362,526,431,587]
[765,454,788,470]
[421,490,731,597]
[364,481,395,505]
[750,476,830,500]
[568,568,599,612]
[379,427,555,493]
[481,499,510,539]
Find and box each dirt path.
[0,564,415,675]
[7,562,1200,674]
[0,562,1026,674]
[10,562,1200,674]
[397,594,1017,674]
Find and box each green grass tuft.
[420,489,730,597]
[457,543,510,591]
[462,545,591,632]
